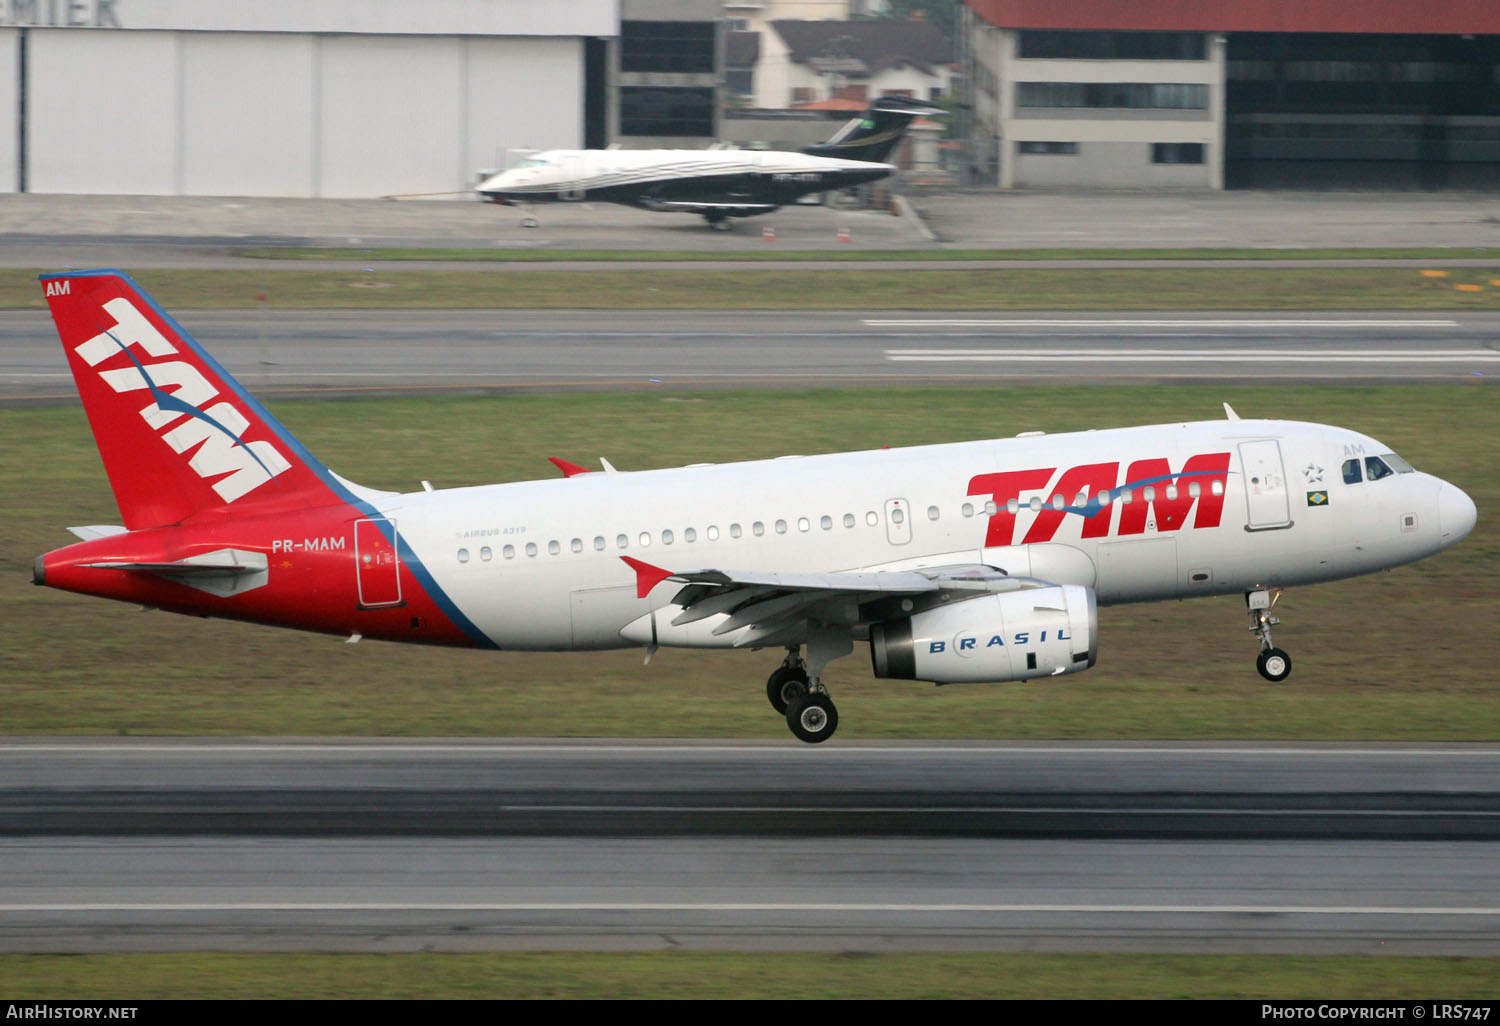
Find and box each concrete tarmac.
[4,189,1500,254]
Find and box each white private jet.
[476,96,943,230]
[36,272,1477,742]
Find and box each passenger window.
[616,534,628,549]
[458,548,470,563]
[775,519,787,534]
[843,513,855,528]
[684,528,697,543]
[707,526,720,541]
[662,530,674,545]
[1165,484,1179,501]
[797,518,809,532]
[961,503,974,518]
[1210,481,1223,497]
[820,515,832,530]
[481,546,493,561]
[891,507,905,525]
[1029,496,1042,512]
[525,542,537,557]
[503,544,515,559]
[732,523,744,538]
[1365,457,1393,481]
[548,540,560,555]
[1342,459,1362,485]
[753,521,765,536]
[866,511,878,526]
[1188,482,1200,499]
[594,536,605,551]
[927,505,940,521]
[571,538,583,553]
[638,532,651,547]
[1143,487,1156,503]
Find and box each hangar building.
[0,0,614,197]
[964,0,1500,189]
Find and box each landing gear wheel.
[766,666,810,715]
[521,216,539,228]
[786,693,838,744]
[1257,647,1292,682]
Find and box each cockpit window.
[1365,456,1395,481]
[1342,459,1362,485]
[1381,452,1416,474]
[517,157,550,168]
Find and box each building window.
[620,87,715,137]
[1018,30,1207,62]
[1017,141,1078,155]
[620,20,715,74]
[1152,143,1205,164]
[1018,82,1207,110]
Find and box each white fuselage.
[375,419,1473,651]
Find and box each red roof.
[966,0,1500,34]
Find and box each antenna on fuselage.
[1223,402,1241,421]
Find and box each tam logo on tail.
[78,297,292,503]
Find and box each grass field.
[4,385,1495,739]
[3,951,1499,999]
[5,265,1500,310]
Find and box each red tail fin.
[44,270,343,529]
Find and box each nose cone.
[1438,482,1477,546]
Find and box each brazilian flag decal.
[1307,491,1329,507]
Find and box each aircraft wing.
[623,557,1040,648]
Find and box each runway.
[4,739,1499,953]
[3,309,1496,401]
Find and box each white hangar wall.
[2,0,613,196]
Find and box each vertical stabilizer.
[43,270,349,529]
[802,96,946,164]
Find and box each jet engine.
[870,586,1098,684]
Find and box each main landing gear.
[703,213,732,232]
[1246,588,1292,682]
[766,644,842,744]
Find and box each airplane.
[475,95,945,231]
[35,271,1477,743]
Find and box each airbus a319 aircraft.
[36,272,1476,742]
[476,95,943,230]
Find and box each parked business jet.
[476,95,944,230]
[36,272,1477,742]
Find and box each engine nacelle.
[870,586,1098,683]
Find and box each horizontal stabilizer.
[67,525,127,541]
[83,548,269,598]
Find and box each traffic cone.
[837,227,851,243]
[762,226,775,242]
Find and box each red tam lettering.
[968,468,1055,547]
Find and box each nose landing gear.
[1247,588,1292,682]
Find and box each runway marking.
[886,349,1500,363]
[3,902,1498,915]
[865,319,1463,328]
